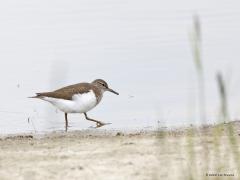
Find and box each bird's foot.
[65,125,72,132]
[96,121,108,128]
[89,121,112,128]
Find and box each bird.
[30,79,119,131]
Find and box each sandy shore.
[0,122,240,180]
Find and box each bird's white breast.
[42,90,98,113]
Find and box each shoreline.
[1,120,239,139]
[0,121,239,180]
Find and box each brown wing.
[36,83,92,100]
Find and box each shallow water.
[0,0,240,134]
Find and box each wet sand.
[0,122,240,180]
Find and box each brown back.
[36,83,102,102]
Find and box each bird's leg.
[65,113,68,132]
[84,113,109,128]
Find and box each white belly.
[41,90,98,113]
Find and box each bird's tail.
[28,93,45,98]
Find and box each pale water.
[0,0,240,134]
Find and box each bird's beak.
[107,88,119,95]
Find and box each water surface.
[0,0,240,134]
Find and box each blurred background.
[0,0,240,134]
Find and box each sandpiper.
[30,79,119,131]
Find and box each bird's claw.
[89,121,112,128]
[96,121,112,128]
[96,122,104,128]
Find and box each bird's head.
[92,79,119,95]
